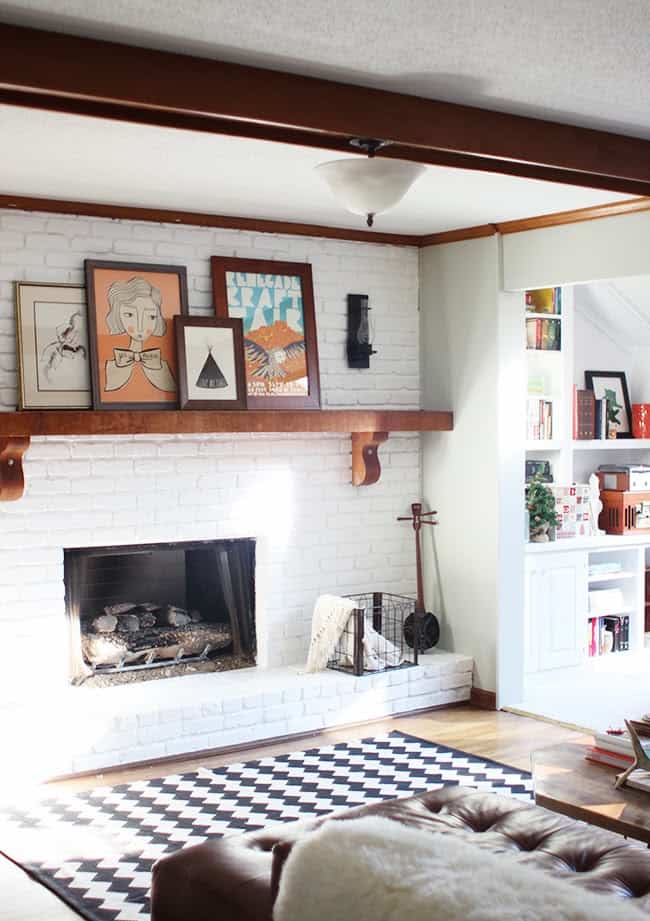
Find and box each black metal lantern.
[347,293,376,369]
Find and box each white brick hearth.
[0,209,472,780]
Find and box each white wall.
[420,235,501,691]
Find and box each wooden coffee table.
[532,739,650,845]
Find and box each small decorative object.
[633,403,650,439]
[211,257,320,409]
[174,317,246,410]
[397,502,440,650]
[585,371,632,439]
[550,484,591,539]
[588,474,605,536]
[85,260,189,410]
[525,459,552,484]
[527,475,559,542]
[15,282,91,409]
[615,720,650,790]
[347,294,376,368]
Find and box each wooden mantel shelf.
[0,409,452,499]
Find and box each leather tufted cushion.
[150,786,650,921]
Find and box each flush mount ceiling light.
[315,138,425,227]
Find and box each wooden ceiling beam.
[1,24,650,194]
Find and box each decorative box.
[597,465,650,493]
[550,484,592,539]
[600,490,650,535]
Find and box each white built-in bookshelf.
[524,284,650,670]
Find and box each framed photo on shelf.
[174,317,247,410]
[15,282,91,409]
[211,257,321,410]
[585,370,632,438]
[85,260,189,410]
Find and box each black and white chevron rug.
[0,731,532,921]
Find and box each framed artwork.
[85,261,189,410]
[175,317,247,410]
[585,370,632,438]
[211,257,321,409]
[15,282,91,409]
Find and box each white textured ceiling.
[0,105,629,234]
[0,0,649,138]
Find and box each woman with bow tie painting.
[104,277,176,393]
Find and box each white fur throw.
[273,816,645,921]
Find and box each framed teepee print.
[211,257,321,410]
[174,317,247,410]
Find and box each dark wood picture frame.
[85,260,189,411]
[211,256,321,410]
[585,370,633,438]
[175,316,247,410]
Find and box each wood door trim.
[1,24,650,192]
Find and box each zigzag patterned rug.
[0,730,532,921]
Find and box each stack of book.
[527,397,553,440]
[573,387,608,440]
[526,288,562,314]
[585,730,650,770]
[587,615,630,655]
[525,317,561,351]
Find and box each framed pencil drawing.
[15,282,91,409]
[175,317,247,410]
[85,260,189,410]
[211,257,321,410]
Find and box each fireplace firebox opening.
[64,538,256,687]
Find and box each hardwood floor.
[1,706,583,921]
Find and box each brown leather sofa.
[151,786,650,920]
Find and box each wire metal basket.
[327,591,420,677]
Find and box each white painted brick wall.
[0,209,420,411]
[0,209,443,773]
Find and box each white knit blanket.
[305,595,403,673]
[273,816,645,921]
[304,594,356,673]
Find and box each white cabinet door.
[525,551,587,672]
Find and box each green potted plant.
[527,475,559,542]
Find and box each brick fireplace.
[0,209,472,782]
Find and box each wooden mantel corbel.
[0,436,30,501]
[351,431,389,486]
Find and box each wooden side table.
[532,740,650,845]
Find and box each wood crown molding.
[1,23,650,195]
[0,194,419,247]
[4,193,648,251]
[419,197,650,247]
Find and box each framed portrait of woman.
[85,261,189,410]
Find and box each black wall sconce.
[347,293,377,369]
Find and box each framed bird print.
[85,260,189,410]
[174,317,247,410]
[211,257,321,409]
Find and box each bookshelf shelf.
[587,607,635,620]
[573,439,650,451]
[526,440,562,451]
[588,571,637,584]
[525,311,563,320]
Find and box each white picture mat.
[184,325,238,402]
[16,284,91,409]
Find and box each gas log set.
[81,601,233,670]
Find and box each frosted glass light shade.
[315,157,425,224]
